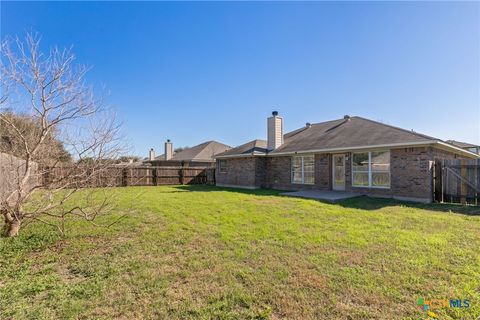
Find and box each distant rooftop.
[446,140,479,149]
[149,140,231,162]
[216,139,268,157]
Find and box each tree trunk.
[3,218,21,237]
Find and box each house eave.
[269,140,480,158]
[216,153,267,159]
[435,141,480,159]
[216,140,480,160]
[267,140,436,156]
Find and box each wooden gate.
[433,159,480,205]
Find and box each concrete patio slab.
[279,190,363,203]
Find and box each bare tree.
[0,32,124,237]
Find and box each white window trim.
[352,151,391,189]
[291,155,314,185]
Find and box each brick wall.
[216,157,266,188]
[264,156,293,190]
[345,147,461,202]
[343,148,432,201]
[255,157,267,188]
[263,154,331,191]
[315,154,331,190]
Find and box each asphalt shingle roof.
[446,140,479,149]
[218,116,443,158]
[216,139,267,157]
[270,116,437,154]
[153,141,231,162]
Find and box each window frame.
[218,159,227,173]
[351,150,391,189]
[291,155,315,185]
[351,152,370,188]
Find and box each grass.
[0,185,479,319]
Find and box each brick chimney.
[267,111,284,151]
[164,139,173,160]
[148,148,155,161]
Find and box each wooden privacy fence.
[120,166,215,186]
[43,166,216,188]
[433,159,480,205]
[0,152,38,199]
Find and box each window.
[219,160,227,173]
[371,151,390,187]
[468,147,479,154]
[352,153,369,187]
[352,151,390,188]
[291,155,314,184]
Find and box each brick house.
[215,112,479,203]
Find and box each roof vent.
[306,122,312,128]
[344,115,350,120]
[272,111,278,116]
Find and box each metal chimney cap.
[150,148,154,151]
[272,111,279,116]
[167,139,171,143]
[306,122,312,127]
[344,115,351,120]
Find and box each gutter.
[269,140,479,159]
[267,141,436,156]
[216,152,267,159]
[435,141,480,159]
[217,140,480,159]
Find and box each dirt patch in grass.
[56,264,88,284]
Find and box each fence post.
[43,166,49,187]
[476,159,479,206]
[122,168,128,187]
[152,168,157,186]
[442,159,446,203]
[180,168,184,185]
[433,160,442,203]
[460,159,467,205]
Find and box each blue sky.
[2,1,479,156]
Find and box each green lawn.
[1,186,479,319]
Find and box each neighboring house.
[144,140,231,167]
[215,112,479,203]
[446,140,480,155]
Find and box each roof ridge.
[309,118,346,126]
[284,118,346,141]
[324,119,350,132]
[284,127,309,139]
[352,116,438,141]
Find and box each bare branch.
[1,31,126,237]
